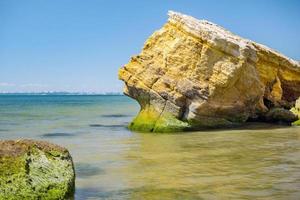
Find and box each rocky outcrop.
[0,139,75,199]
[119,11,300,132]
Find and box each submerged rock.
[119,11,300,132]
[0,139,75,199]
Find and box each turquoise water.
[1,95,300,199]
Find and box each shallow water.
[0,95,300,199]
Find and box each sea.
[0,94,300,199]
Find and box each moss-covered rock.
[129,106,161,132]
[152,112,190,132]
[292,120,300,126]
[129,105,190,133]
[0,139,75,200]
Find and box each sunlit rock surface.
[119,11,300,132]
[0,139,75,199]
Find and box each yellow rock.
[119,11,300,132]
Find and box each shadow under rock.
[41,132,76,138]
[101,114,132,118]
[75,163,105,178]
[89,124,127,128]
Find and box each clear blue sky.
[1,0,299,93]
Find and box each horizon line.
[0,91,124,95]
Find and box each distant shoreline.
[0,93,124,96]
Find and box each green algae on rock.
[293,120,300,126]
[0,139,75,200]
[128,105,190,132]
[119,11,300,132]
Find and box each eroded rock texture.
[0,139,75,200]
[119,11,300,132]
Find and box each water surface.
[0,95,299,199]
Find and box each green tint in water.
[0,95,300,199]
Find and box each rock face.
[0,139,75,200]
[119,11,300,132]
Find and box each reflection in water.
[1,95,300,199]
[76,187,199,200]
[75,127,300,199]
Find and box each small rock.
[0,139,75,199]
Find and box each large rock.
[0,139,75,199]
[119,11,300,132]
